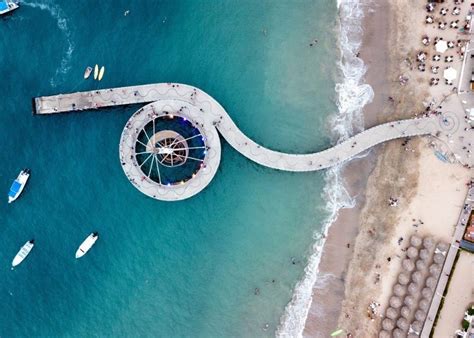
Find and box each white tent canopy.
[443,67,457,81]
[436,40,448,53]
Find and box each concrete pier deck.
[34,83,472,200]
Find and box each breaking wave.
[276,0,374,336]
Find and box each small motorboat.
[98,66,105,81]
[0,1,19,16]
[84,66,93,79]
[93,64,99,80]
[75,232,99,258]
[8,169,30,203]
[12,240,34,267]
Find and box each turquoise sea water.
[0,0,338,336]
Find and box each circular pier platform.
[119,100,221,201]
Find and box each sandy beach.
[303,0,473,337]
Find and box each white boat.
[8,169,30,203]
[0,1,19,16]
[84,66,92,79]
[93,64,99,80]
[75,232,99,258]
[98,66,105,81]
[12,240,34,267]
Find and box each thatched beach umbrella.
[407,247,418,259]
[411,271,423,284]
[415,309,427,322]
[392,328,405,338]
[404,295,415,307]
[379,330,391,338]
[426,276,437,289]
[408,282,419,295]
[423,237,435,250]
[390,296,403,308]
[419,249,430,261]
[410,235,422,247]
[416,259,427,271]
[433,253,445,264]
[411,320,423,333]
[400,306,410,319]
[402,259,415,272]
[422,287,433,299]
[436,242,449,253]
[397,317,409,331]
[393,284,406,297]
[382,318,395,331]
[419,298,430,311]
[386,307,399,320]
[399,272,410,285]
[429,264,442,276]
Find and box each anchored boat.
[84,66,92,79]
[0,1,19,16]
[93,64,99,80]
[8,169,30,203]
[75,232,99,258]
[12,240,34,267]
[98,66,105,81]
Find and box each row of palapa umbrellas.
[378,236,449,338]
[416,38,458,84]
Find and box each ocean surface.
[0,0,341,336]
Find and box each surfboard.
[98,66,105,81]
[93,64,99,80]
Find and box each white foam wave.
[276,0,374,336]
[23,1,74,87]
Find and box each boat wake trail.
[22,1,74,88]
[277,0,373,336]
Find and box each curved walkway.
[34,83,467,200]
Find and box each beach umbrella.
[400,306,411,319]
[393,284,406,297]
[422,36,430,46]
[397,317,409,331]
[398,272,410,285]
[417,52,427,62]
[379,331,391,338]
[448,41,455,48]
[444,67,457,82]
[408,282,419,295]
[407,247,418,259]
[402,259,415,272]
[433,253,445,264]
[411,271,423,284]
[426,276,437,289]
[445,55,454,63]
[450,21,458,29]
[436,242,449,253]
[410,235,422,247]
[382,318,395,331]
[419,298,430,311]
[416,259,427,271]
[420,249,430,261]
[435,40,448,53]
[433,54,441,61]
[404,295,415,307]
[415,309,427,322]
[423,237,435,249]
[390,296,402,308]
[422,287,433,299]
[411,320,423,333]
[392,328,405,338]
[386,307,399,320]
[429,264,442,277]
[426,15,434,24]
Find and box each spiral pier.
[34,83,471,201]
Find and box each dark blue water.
[0,0,337,335]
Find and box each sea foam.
[22,1,74,87]
[276,0,374,336]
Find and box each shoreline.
[302,1,391,336]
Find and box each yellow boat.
[93,64,99,80]
[98,66,105,81]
